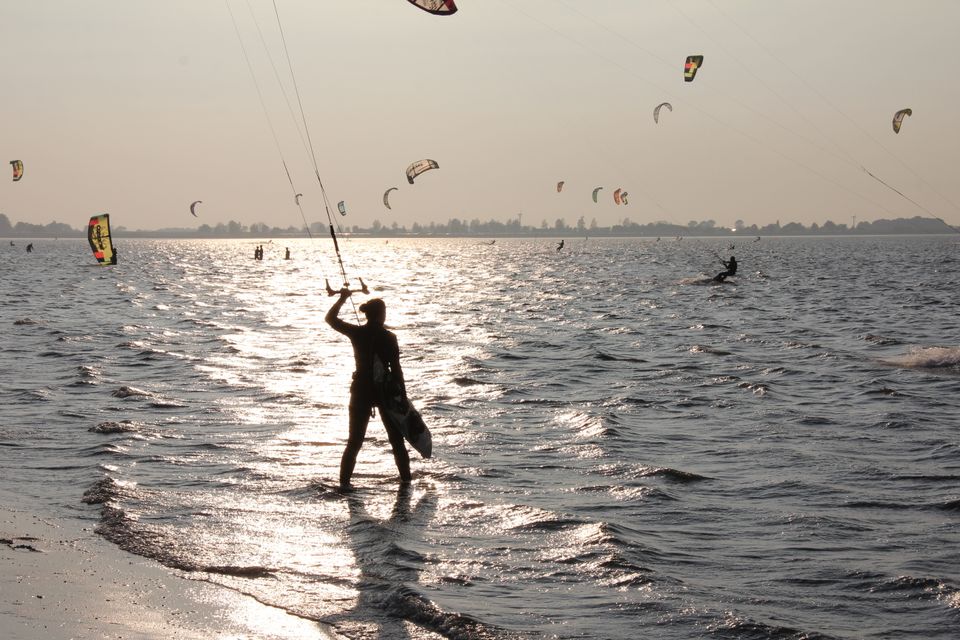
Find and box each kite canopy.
[295,193,303,205]
[87,214,116,265]
[10,160,23,182]
[383,187,398,210]
[557,180,565,193]
[190,200,202,217]
[684,55,704,82]
[614,188,623,205]
[621,191,629,205]
[337,201,347,216]
[406,159,439,184]
[892,108,912,134]
[653,102,672,123]
[592,186,603,203]
[406,0,458,15]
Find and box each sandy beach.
[1,501,340,640]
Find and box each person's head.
[359,298,386,325]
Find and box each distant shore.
[2,214,956,240]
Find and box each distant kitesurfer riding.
[557,240,564,252]
[714,255,737,282]
[326,289,411,490]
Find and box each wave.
[112,385,152,398]
[885,346,960,371]
[707,611,834,640]
[88,421,140,434]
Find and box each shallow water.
[2,235,959,639]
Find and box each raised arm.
[325,289,353,334]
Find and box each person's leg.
[381,416,412,483]
[340,404,370,488]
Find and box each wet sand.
[1,503,340,640]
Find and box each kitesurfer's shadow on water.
[330,485,438,638]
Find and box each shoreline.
[1,504,341,640]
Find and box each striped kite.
[684,55,704,82]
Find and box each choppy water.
[2,235,959,639]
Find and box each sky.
[2,0,959,232]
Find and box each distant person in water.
[326,290,410,490]
[556,239,564,252]
[714,256,737,282]
[285,247,291,260]
[26,243,33,253]
[110,245,118,265]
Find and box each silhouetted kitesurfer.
[285,247,291,260]
[326,290,411,490]
[557,240,564,252]
[714,255,737,282]
[26,243,33,253]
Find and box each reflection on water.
[2,236,960,639]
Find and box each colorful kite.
[684,55,704,82]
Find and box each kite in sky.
[592,186,603,203]
[406,0,458,16]
[10,160,23,181]
[684,55,704,82]
[653,102,672,123]
[406,159,439,184]
[892,108,912,134]
[383,187,398,210]
[337,201,347,216]
[557,181,565,193]
[190,200,202,217]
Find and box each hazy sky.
[2,1,958,231]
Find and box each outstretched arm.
[325,289,352,334]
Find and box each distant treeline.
[0,212,954,239]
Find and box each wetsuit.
[327,311,410,486]
[714,257,737,282]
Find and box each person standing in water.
[326,289,411,490]
[556,239,564,252]
[714,255,737,282]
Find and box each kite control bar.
[325,278,369,297]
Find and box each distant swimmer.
[326,290,411,490]
[713,255,737,282]
[26,243,33,253]
[285,247,291,260]
[110,245,118,265]
[557,239,565,252]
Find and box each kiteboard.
[373,357,432,459]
